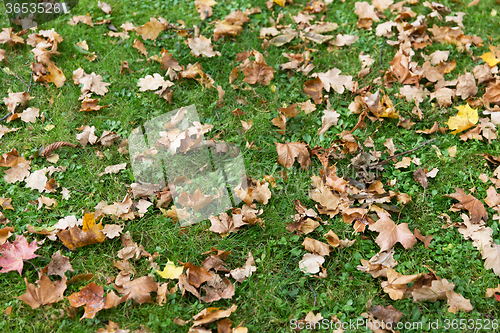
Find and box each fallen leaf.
[228,252,256,282]
[192,304,238,327]
[444,188,488,223]
[98,1,112,14]
[98,163,127,176]
[413,167,429,188]
[0,234,39,274]
[114,272,158,304]
[67,282,122,319]
[369,304,404,325]
[446,104,479,134]
[46,250,74,278]
[368,214,417,251]
[57,213,107,250]
[156,259,184,279]
[17,275,67,309]
[275,142,311,169]
[302,237,331,256]
[136,17,166,40]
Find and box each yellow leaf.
[273,0,285,6]
[156,259,184,279]
[379,92,399,118]
[480,52,500,67]
[447,104,478,134]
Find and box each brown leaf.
[243,62,274,85]
[413,167,429,188]
[444,188,488,223]
[0,226,14,245]
[67,282,123,320]
[46,250,74,278]
[209,212,248,235]
[114,272,158,304]
[201,273,235,303]
[136,17,166,40]
[275,142,311,169]
[195,0,217,19]
[369,305,404,325]
[368,214,417,251]
[57,213,107,250]
[133,38,148,57]
[303,77,323,104]
[228,251,256,282]
[302,237,331,256]
[17,275,67,309]
[414,228,433,249]
[192,304,238,327]
[182,262,212,288]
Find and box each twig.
[369,138,437,167]
[23,259,39,274]
[13,72,29,88]
[40,305,55,332]
[0,111,12,122]
[198,10,209,31]
[307,282,317,307]
[27,73,34,94]
[379,37,388,68]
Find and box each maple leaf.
[243,62,274,85]
[67,282,123,319]
[46,250,74,278]
[17,275,67,309]
[275,142,311,169]
[79,96,109,112]
[195,0,217,19]
[136,17,166,40]
[0,234,39,274]
[446,104,478,134]
[368,214,417,251]
[137,73,174,92]
[444,188,488,223]
[311,68,355,94]
[369,305,403,326]
[68,15,93,26]
[156,259,184,279]
[188,36,221,57]
[0,28,25,46]
[209,212,247,236]
[114,271,158,304]
[228,252,256,282]
[318,109,340,135]
[484,79,500,106]
[302,237,331,256]
[97,1,112,14]
[482,242,500,277]
[57,213,107,250]
[73,68,111,96]
[182,262,212,290]
[192,304,238,327]
[303,77,323,104]
[76,125,98,147]
[3,91,31,114]
[456,73,477,100]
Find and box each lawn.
[0,0,500,332]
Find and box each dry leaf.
[368,214,417,251]
[17,275,67,309]
[275,142,311,169]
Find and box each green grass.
[0,0,500,332]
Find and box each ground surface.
[0,0,500,332]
